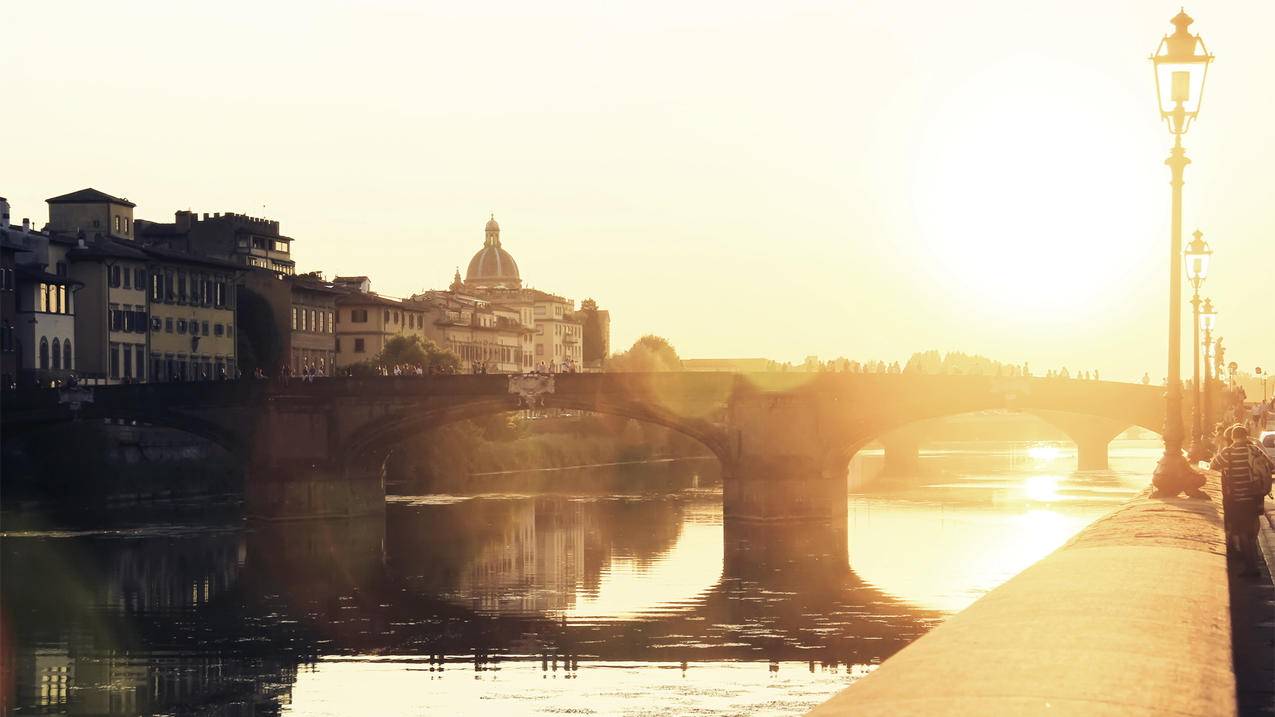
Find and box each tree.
[579,298,606,364]
[606,335,681,372]
[375,335,461,373]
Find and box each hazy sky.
[5,0,1272,380]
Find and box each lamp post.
[1150,10,1214,496]
[1199,298,1217,454]
[1184,231,1212,461]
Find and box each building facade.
[3,212,80,387]
[332,278,427,368]
[413,287,528,373]
[136,210,294,276]
[144,247,240,382]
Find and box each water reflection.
[844,439,1156,613]
[1,442,1158,715]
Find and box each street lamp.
[1199,298,1217,455]
[1150,9,1214,496]
[1184,230,1212,461]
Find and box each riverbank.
[810,473,1235,717]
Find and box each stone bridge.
[2,373,1170,521]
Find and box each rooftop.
[46,188,136,207]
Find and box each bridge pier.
[1033,411,1129,472]
[878,429,924,478]
[244,404,386,520]
[723,394,852,523]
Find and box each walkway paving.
[1233,496,1275,715]
[808,476,1236,717]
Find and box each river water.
[1,439,1159,716]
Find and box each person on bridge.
[1211,425,1274,577]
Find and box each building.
[332,277,427,368]
[135,210,294,276]
[48,189,148,384]
[464,216,522,290]
[453,216,588,372]
[143,246,241,382]
[2,205,80,387]
[136,209,334,378]
[413,283,529,373]
[287,273,341,375]
[42,188,240,383]
[1,198,19,388]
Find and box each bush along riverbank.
[385,412,716,493]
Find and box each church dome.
[465,214,522,289]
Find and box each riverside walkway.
[809,474,1254,717]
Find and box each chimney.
[21,218,30,232]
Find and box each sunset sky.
[5,0,1272,381]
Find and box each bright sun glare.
[912,56,1154,321]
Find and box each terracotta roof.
[335,291,401,308]
[46,188,136,207]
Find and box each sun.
[908,55,1158,323]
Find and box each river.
[0,439,1159,715]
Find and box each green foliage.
[579,298,606,364]
[374,335,462,373]
[606,334,681,372]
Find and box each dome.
[465,214,522,289]
[465,245,521,288]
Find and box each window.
[110,266,121,288]
[292,307,298,330]
[351,309,368,323]
[215,281,226,307]
[114,215,121,232]
[52,339,61,370]
[354,338,365,353]
[134,346,144,381]
[136,268,146,290]
[152,316,162,332]
[329,312,335,333]
[310,309,317,332]
[60,286,68,314]
[177,272,187,302]
[123,345,132,379]
[383,310,390,323]
[165,271,175,303]
[124,217,130,234]
[165,318,173,333]
[226,323,233,336]
[215,323,224,337]
[39,337,49,369]
[109,343,120,378]
[177,319,187,335]
[202,321,209,336]
[123,268,131,289]
[64,340,72,370]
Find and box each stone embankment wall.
[809,475,1234,717]
[1,423,240,505]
